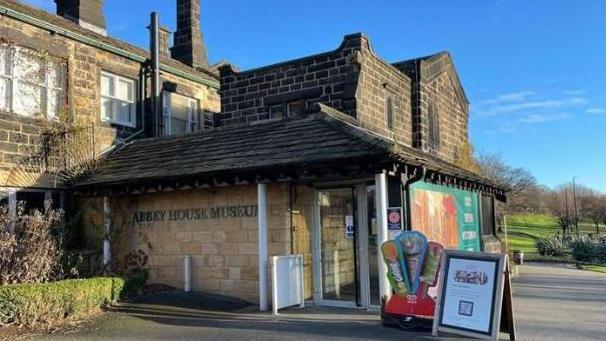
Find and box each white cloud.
[478,91,534,105]
[563,89,587,96]
[586,108,606,115]
[517,112,571,124]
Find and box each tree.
[582,192,606,236]
[476,153,542,215]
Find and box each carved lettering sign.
[133,205,258,224]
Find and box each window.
[385,96,394,130]
[428,104,441,149]
[100,71,136,127]
[0,44,66,118]
[162,91,199,135]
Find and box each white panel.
[272,254,304,315]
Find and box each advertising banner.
[409,182,481,252]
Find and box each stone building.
[0,0,506,311]
[0,0,219,212]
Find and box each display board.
[432,250,515,340]
[410,182,481,251]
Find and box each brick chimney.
[55,0,107,36]
[171,0,207,68]
[158,26,172,59]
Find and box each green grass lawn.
[581,265,606,274]
[500,214,604,253]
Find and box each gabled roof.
[0,0,218,86]
[393,51,469,109]
[77,104,505,200]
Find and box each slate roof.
[0,0,218,81]
[78,104,504,200]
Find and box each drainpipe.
[402,166,426,230]
[257,182,269,311]
[150,12,161,137]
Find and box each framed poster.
[432,251,508,340]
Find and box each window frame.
[0,44,66,118]
[162,91,199,136]
[100,70,137,128]
[385,95,394,130]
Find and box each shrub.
[0,273,146,328]
[568,237,597,263]
[535,236,567,257]
[0,206,64,285]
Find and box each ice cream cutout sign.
[381,231,444,319]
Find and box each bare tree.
[476,153,542,215]
[581,192,606,236]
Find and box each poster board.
[409,182,481,251]
[432,251,514,340]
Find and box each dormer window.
[428,104,441,150]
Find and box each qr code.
[458,300,474,317]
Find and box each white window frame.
[100,71,136,127]
[162,91,199,136]
[0,44,66,118]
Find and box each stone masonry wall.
[355,45,413,146]
[218,34,364,126]
[106,184,293,302]
[422,71,468,163]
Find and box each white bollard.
[184,255,191,292]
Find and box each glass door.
[315,187,359,307]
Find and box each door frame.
[311,183,373,309]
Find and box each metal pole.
[258,183,268,311]
[150,12,161,137]
[375,172,390,301]
[103,196,112,273]
[572,177,579,236]
[564,188,569,238]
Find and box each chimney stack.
[55,0,107,36]
[158,26,172,59]
[171,0,207,68]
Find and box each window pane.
[101,74,114,97]
[14,81,42,115]
[117,100,133,124]
[0,47,11,76]
[0,77,10,112]
[101,97,113,120]
[48,62,65,90]
[47,89,62,118]
[15,50,43,84]
[117,79,133,102]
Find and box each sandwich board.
[432,250,515,340]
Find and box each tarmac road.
[28,263,606,340]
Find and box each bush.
[568,237,597,263]
[0,206,64,285]
[535,236,567,257]
[0,272,147,328]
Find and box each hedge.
[0,270,148,328]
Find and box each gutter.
[0,4,220,89]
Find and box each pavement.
[27,263,606,340]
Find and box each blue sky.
[24,0,606,192]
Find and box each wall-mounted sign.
[387,207,403,231]
[133,205,258,225]
[432,250,515,340]
[345,215,354,240]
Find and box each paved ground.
[28,263,606,340]
[512,263,606,340]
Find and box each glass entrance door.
[316,188,359,306]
